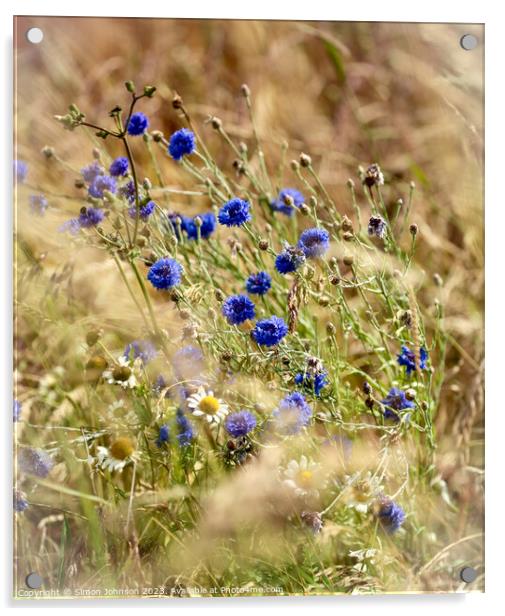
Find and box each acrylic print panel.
[13,16,484,598]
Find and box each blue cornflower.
[88,175,117,199]
[184,212,216,240]
[378,499,406,533]
[14,160,28,183]
[368,215,387,239]
[156,424,170,447]
[176,408,195,447]
[294,359,328,397]
[18,447,54,478]
[297,228,330,258]
[129,200,156,220]
[218,198,251,227]
[152,375,169,397]
[272,392,312,435]
[60,207,105,233]
[14,400,21,422]
[246,271,272,296]
[271,188,305,216]
[168,128,196,161]
[225,410,257,437]
[397,345,428,375]
[14,490,29,513]
[147,257,183,290]
[381,387,415,422]
[173,345,205,383]
[119,180,137,204]
[274,245,306,275]
[109,156,129,177]
[124,340,157,364]
[127,112,149,136]
[222,294,256,325]
[59,218,81,235]
[252,316,288,347]
[81,161,104,184]
[29,194,48,216]
[294,371,328,396]
[78,207,105,228]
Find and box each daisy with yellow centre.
[282,455,322,499]
[345,471,383,513]
[103,355,139,389]
[187,387,229,424]
[96,437,137,472]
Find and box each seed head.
[299,153,312,168]
[42,146,55,159]
[405,388,416,401]
[172,92,184,109]
[143,85,156,98]
[399,310,413,328]
[179,309,191,320]
[341,215,353,233]
[363,163,384,188]
[86,330,101,346]
[220,350,233,362]
[343,255,354,267]
[86,355,107,372]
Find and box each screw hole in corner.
[460,33,478,51]
[26,27,44,44]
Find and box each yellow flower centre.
[110,437,135,460]
[199,395,220,415]
[297,470,314,488]
[353,481,372,502]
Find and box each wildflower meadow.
[13,18,484,597]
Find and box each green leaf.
[324,41,346,84]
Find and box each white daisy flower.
[96,437,138,473]
[187,387,229,424]
[345,471,383,513]
[281,455,322,499]
[103,356,139,389]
